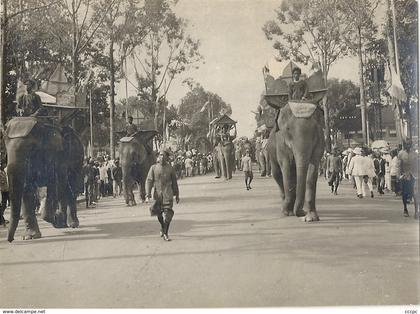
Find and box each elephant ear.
[134,130,158,144]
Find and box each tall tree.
[133,0,202,131]
[338,0,380,145]
[263,0,350,151]
[93,0,143,158]
[178,84,232,141]
[0,0,59,126]
[327,78,360,144]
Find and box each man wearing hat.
[146,148,180,241]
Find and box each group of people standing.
[82,156,123,208]
[323,140,419,219]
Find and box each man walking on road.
[398,140,419,218]
[146,149,180,241]
[326,148,342,195]
[241,149,253,190]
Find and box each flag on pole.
[387,62,407,101]
[200,100,210,113]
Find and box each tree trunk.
[357,26,367,146]
[109,38,115,159]
[322,70,331,151]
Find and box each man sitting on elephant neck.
[125,116,138,137]
[288,67,309,101]
[17,79,47,117]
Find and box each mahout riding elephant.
[119,130,157,206]
[4,117,65,242]
[268,102,325,222]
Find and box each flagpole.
[386,0,404,143]
[124,56,129,122]
[390,0,400,75]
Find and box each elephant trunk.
[293,164,309,217]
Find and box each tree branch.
[6,0,60,21]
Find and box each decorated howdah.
[263,60,327,109]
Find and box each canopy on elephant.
[263,61,327,109]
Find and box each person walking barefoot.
[241,149,253,190]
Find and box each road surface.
[0,170,419,308]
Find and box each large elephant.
[52,126,84,228]
[217,141,235,180]
[4,117,68,242]
[268,102,324,222]
[119,130,157,206]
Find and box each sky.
[116,0,366,138]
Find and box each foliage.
[327,78,360,131]
[132,0,202,128]
[263,0,349,77]
[337,0,380,55]
[177,84,232,141]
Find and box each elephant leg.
[22,190,42,240]
[293,165,309,217]
[260,152,266,176]
[139,179,146,203]
[219,152,227,179]
[264,150,271,176]
[7,165,24,242]
[67,195,79,228]
[213,152,221,178]
[42,184,57,224]
[131,183,137,206]
[123,180,131,205]
[225,153,232,180]
[303,162,320,222]
[279,160,296,216]
[271,159,285,203]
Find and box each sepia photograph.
[0,0,418,313]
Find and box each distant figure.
[288,67,309,101]
[241,149,253,190]
[125,116,138,137]
[398,140,419,219]
[17,79,44,116]
[326,149,342,195]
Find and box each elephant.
[217,141,235,180]
[51,126,84,228]
[4,117,83,242]
[268,102,325,222]
[119,130,157,206]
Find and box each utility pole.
[89,89,94,157]
[124,56,129,122]
[386,0,404,143]
[0,0,8,129]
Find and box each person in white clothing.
[99,161,109,198]
[389,150,400,195]
[348,147,374,198]
[363,151,376,198]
